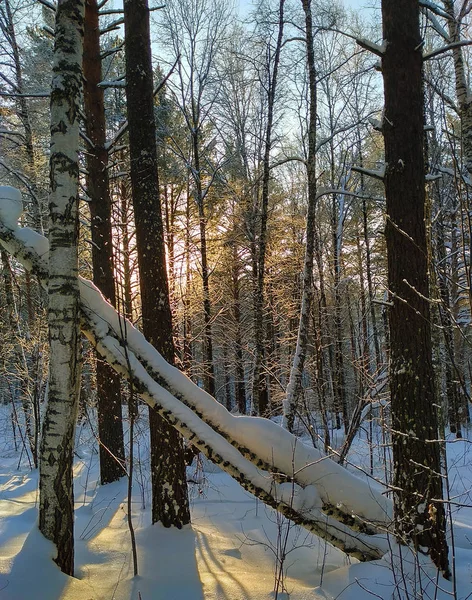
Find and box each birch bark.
[284,0,317,432]
[39,0,84,576]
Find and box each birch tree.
[284,0,317,432]
[38,0,84,576]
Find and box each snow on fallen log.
[0,188,393,558]
[0,219,388,560]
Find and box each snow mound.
[0,186,23,230]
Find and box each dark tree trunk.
[123,0,190,528]
[83,0,125,485]
[193,131,216,397]
[381,0,449,575]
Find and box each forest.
[0,0,471,598]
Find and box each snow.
[356,38,387,56]
[0,187,23,230]
[1,188,472,597]
[1,410,472,600]
[0,209,392,549]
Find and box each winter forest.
[0,0,472,598]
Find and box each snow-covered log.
[0,205,393,560]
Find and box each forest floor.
[0,407,471,600]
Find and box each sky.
[237,0,379,17]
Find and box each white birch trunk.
[443,0,472,178]
[38,0,84,576]
[284,0,317,431]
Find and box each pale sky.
[237,0,379,18]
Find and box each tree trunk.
[381,0,449,575]
[284,0,317,432]
[232,243,247,413]
[253,0,285,416]
[83,0,125,485]
[39,0,84,576]
[123,0,190,528]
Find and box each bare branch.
[424,40,472,60]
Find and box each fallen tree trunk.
[0,200,392,560]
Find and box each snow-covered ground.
[0,407,471,600]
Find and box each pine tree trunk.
[123,0,190,528]
[83,0,125,484]
[381,0,449,575]
[39,0,84,575]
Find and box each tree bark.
[123,0,190,528]
[381,0,449,576]
[253,0,285,416]
[39,0,84,576]
[83,0,125,485]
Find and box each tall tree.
[83,0,125,484]
[252,0,286,416]
[284,0,317,432]
[381,0,449,575]
[123,0,190,527]
[39,0,84,575]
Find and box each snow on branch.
[315,187,384,204]
[36,0,56,11]
[100,17,124,35]
[351,164,386,181]
[98,78,126,89]
[100,43,124,60]
[0,91,50,98]
[421,7,450,41]
[356,38,387,57]
[419,0,453,20]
